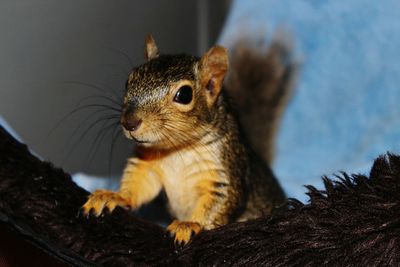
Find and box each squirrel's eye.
[173,85,193,104]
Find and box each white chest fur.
[155,141,224,220]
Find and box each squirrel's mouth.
[122,126,163,147]
[125,131,152,145]
[128,132,149,144]
[134,138,150,144]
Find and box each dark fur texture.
[1,125,399,266]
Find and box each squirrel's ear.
[145,34,159,61]
[199,45,228,106]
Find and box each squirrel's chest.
[155,144,225,220]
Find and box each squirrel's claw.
[167,220,202,246]
[81,190,132,217]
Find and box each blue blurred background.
[220,0,400,200]
[1,0,400,202]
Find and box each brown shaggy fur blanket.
[0,125,399,266]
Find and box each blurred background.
[1,0,400,201]
[0,0,230,175]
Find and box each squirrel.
[82,35,293,245]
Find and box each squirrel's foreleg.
[82,157,162,216]
[167,172,232,245]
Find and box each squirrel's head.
[121,35,228,150]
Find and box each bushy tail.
[225,35,298,164]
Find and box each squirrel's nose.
[121,115,142,131]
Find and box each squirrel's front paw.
[167,220,202,246]
[82,190,132,217]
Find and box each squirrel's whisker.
[85,121,120,168]
[68,111,119,148]
[61,80,122,102]
[64,115,119,162]
[108,125,123,177]
[104,46,135,70]
[76,94,122,108]
[47,103,120,140]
